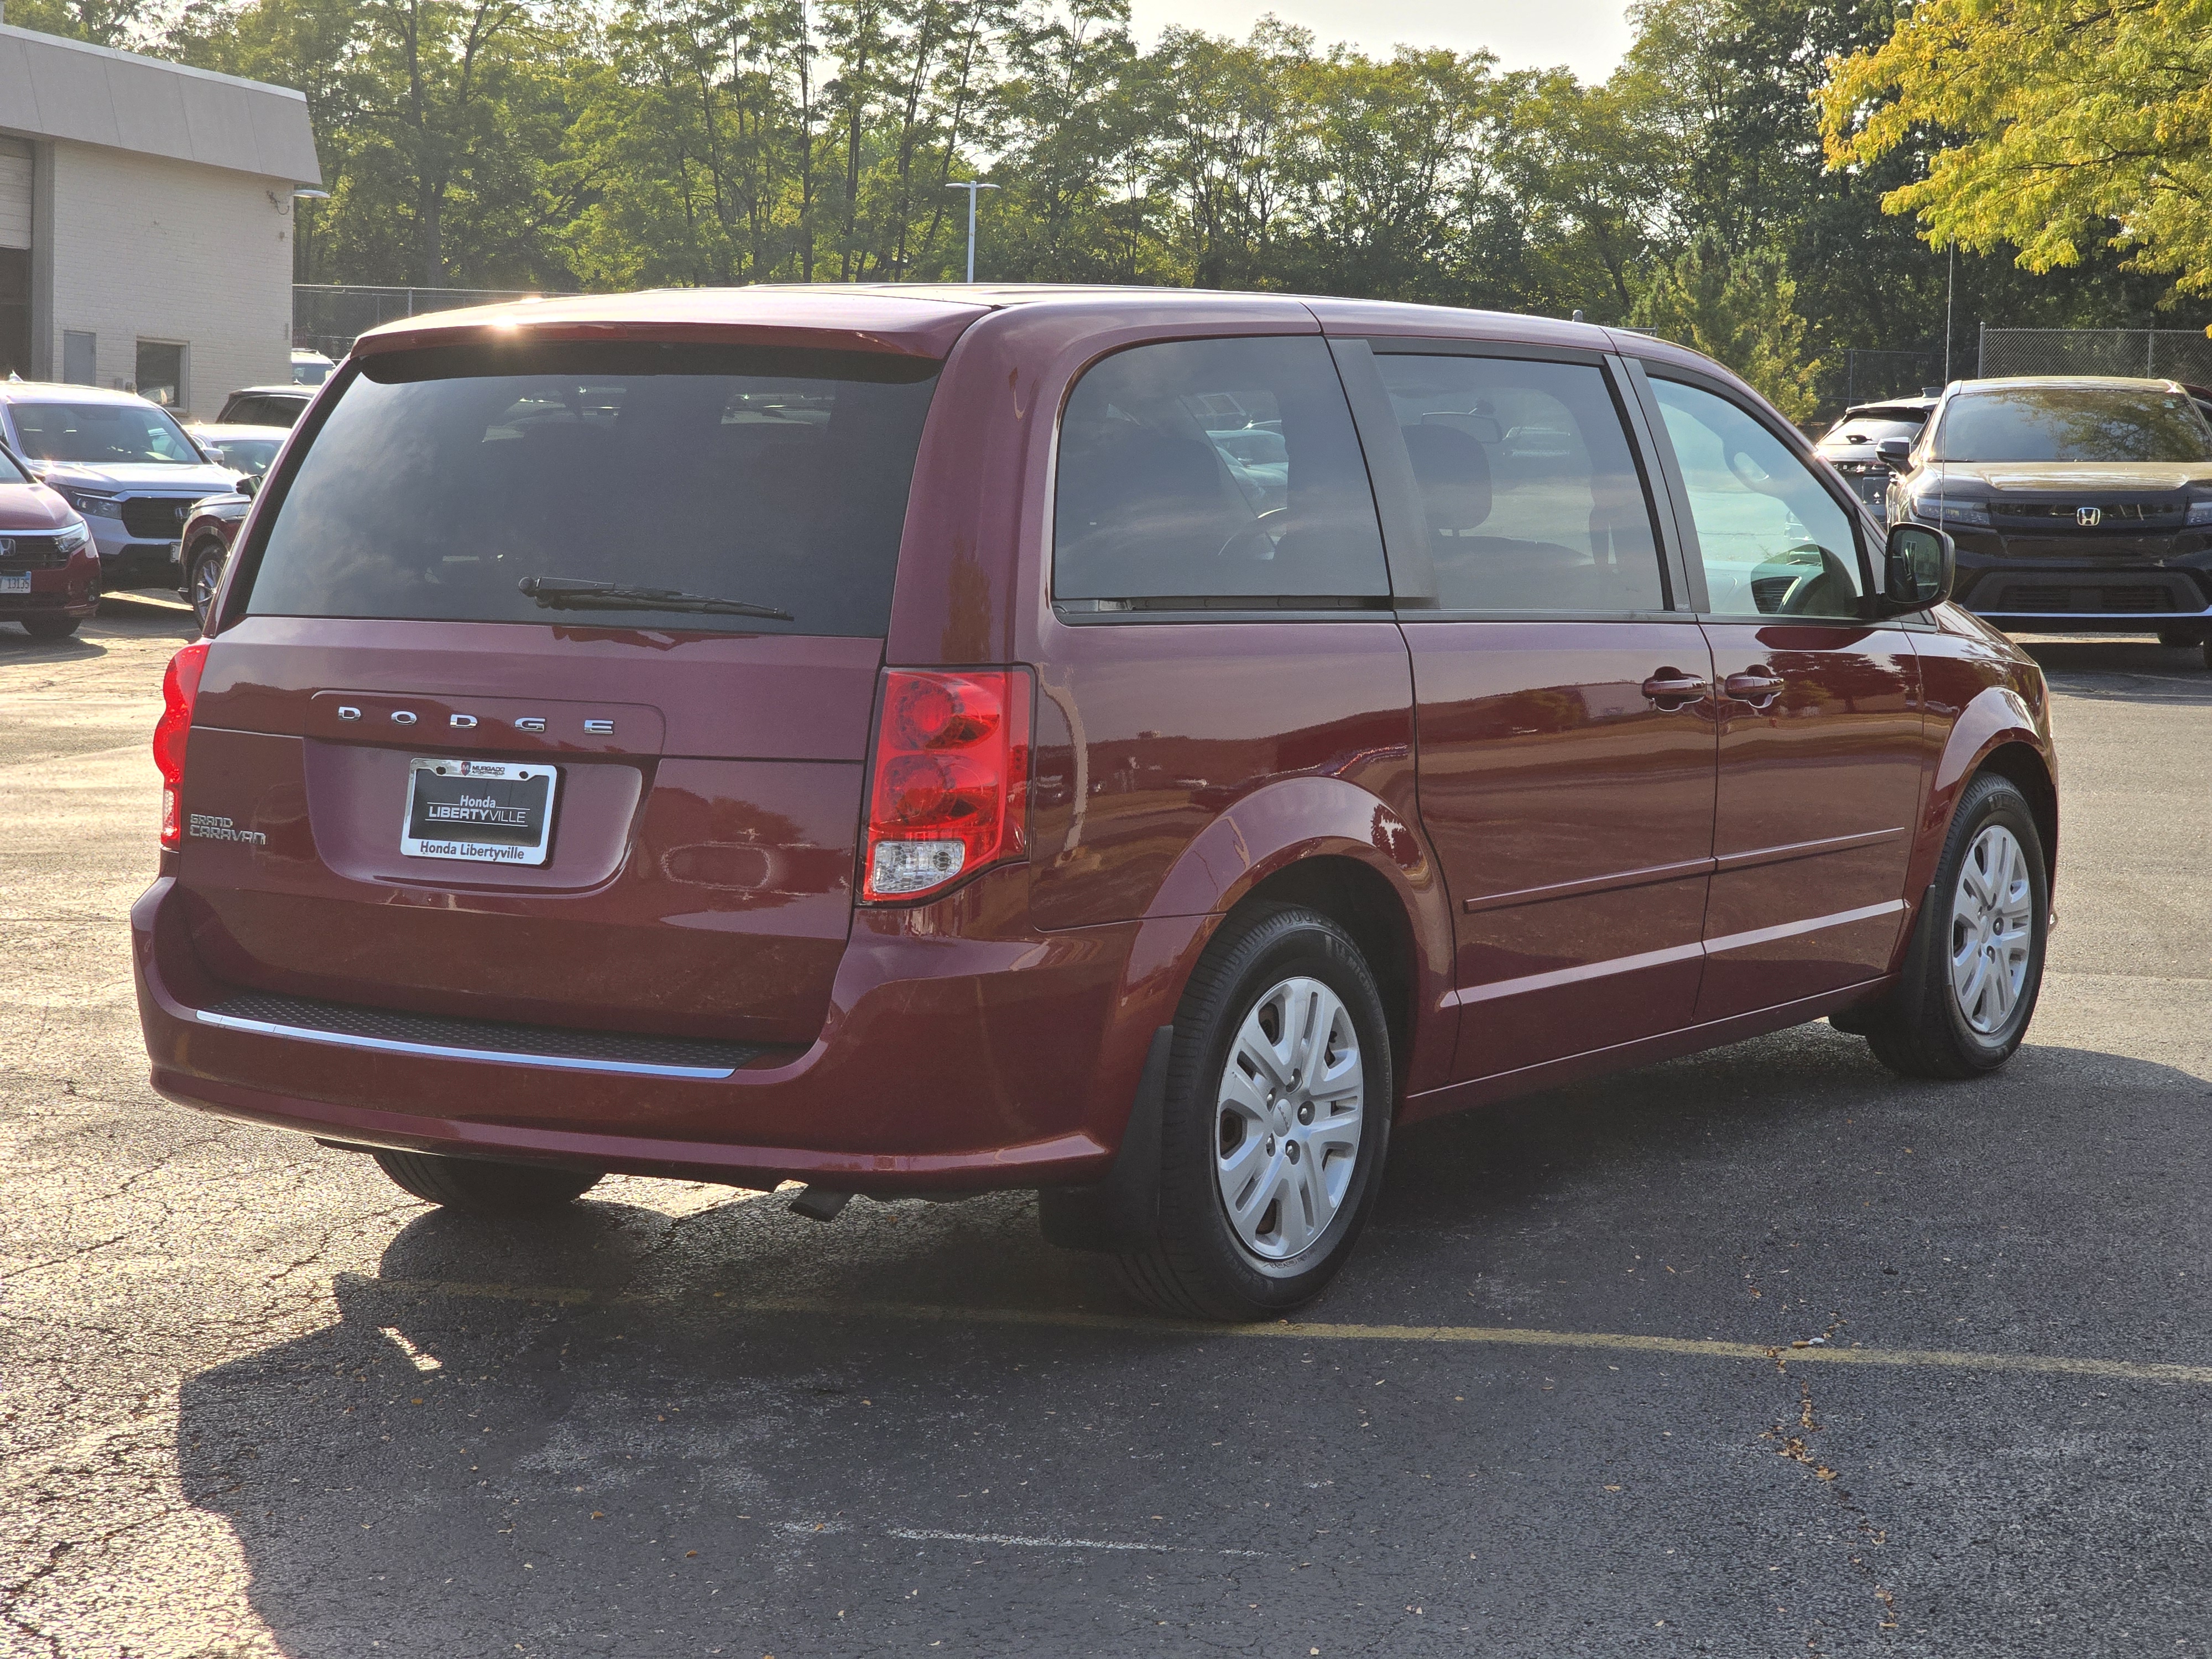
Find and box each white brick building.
[0,24,320,419]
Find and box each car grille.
[1991,499,2188,530]
[1980,578,2196,614]
[121,497,195,540]
[197,989,774,1076]
[0,534,71,570]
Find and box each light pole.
[947,181,999,283]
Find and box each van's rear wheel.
[1116,905,1392,1321]
[371,1149,603,1214]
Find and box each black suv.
[1885,376,2212,662]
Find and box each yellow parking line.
[363,1276,2212,1387]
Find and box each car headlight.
[55,520,91,554]
[1907,491,1991,528]
[2186,500,2212,526]
[65,489,122,518]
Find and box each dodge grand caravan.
[134,286,2058,1320]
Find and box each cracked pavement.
[3,609,2209,1657]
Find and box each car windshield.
[1822,415,1923,447]
[11,401,204,466]
[243,341,941,637]
[1935,385,2212,463]
[0,446,28,484]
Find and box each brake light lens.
[863,669,1031,901]
[154,640,209,850]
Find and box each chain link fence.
[293,285,573,359]
[1841,348,1943,406]
[1977,326,2212,386]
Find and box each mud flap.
[1035,1025,1175,1253]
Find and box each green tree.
[1632,236,1822,419]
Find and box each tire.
[20,614,79,639]
[186,540,227,633]
[2201,638,2212,673]
[371,1149,603,1214]
[1861,774,2048,1079]
[1115,904,1393,1321]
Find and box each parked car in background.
[0,442,98,638]
[178,479,254,632]
[0,385,242,590]
[1884,376,2212,663]
[137,286,2055,1321]
[186,424,284,478]
[1815,395,1936,519]
[215,386,314,428]
[291,349,337,387]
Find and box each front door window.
[1652,377,1866,619]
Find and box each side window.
[1053,336,1390,604]
[1374,353,1667,613]
[1651,378,1866,620]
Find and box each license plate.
[401,758,559,865]
[0,573,28,594]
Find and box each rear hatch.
[178,317,973,1048]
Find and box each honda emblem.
[2077,506,2102,527]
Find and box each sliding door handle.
[1641,669,1710,705]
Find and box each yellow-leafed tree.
[1821,0,2212,298]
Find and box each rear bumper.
[133,873,1172,1192]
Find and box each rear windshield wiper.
[517,576,792,622]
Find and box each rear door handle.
[1724,667,1786,705]
[1641,669,1710,705]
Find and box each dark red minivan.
[134,287,2058,1318]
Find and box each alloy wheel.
[1949,823,2034,1035]
[191,550,226,625]
[1213,976,1364,1262]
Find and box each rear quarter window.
[1052,335,1390,607]
[241,342,941,637]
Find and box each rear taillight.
[154,640,209,850]
[862,669,1032,902]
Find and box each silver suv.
[0,384,241,589]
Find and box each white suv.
[0,384,240,589]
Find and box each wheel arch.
[1223,854,1418,1096]
[1908,684,2057,931]
[1139,773,1455,1095]
[1974,740,2058,891]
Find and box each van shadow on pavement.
[174,1024,2212,1657]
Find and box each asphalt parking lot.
[3,606,2209,1658]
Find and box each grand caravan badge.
[400,758,559,866]
[187,814,268,846]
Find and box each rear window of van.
[242,342,940,637]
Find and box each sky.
[1123,0,1637,83]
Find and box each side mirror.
[236,474,258,499]
[1882,521,1954,614]
[1876,437,1913,472]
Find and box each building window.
[137,341,186,412]
[62,332,95,385]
